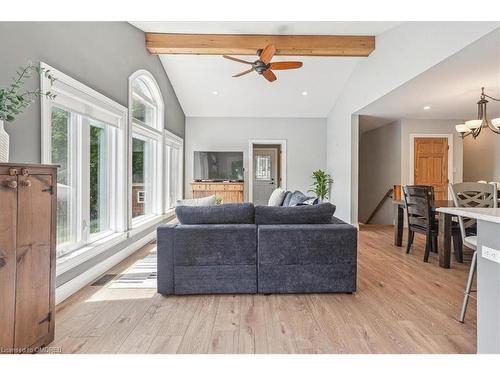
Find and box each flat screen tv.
[193,151,244,181]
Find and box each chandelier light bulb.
[465,119,482,130]
[491,118,500,129]
[455,124,469,133]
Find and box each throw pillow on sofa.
[268,188,287,206]
[288,190,315,206]
[176,195,216,207]
[281,191,293,206]
[255,203,336,225]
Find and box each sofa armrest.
[157,224,177,295]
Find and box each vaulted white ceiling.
[358,28,500,129]
[130,22,400,117]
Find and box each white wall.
[326,22,500,223]
[185,117,327,200]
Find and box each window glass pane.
[133,78,154,101]
[132,137,153,219]
[255,155,271,180]
[51,107,76,248]
[89,121,109,234]
[132,98,155,126]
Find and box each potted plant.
[0,62,56,162]
[308,169,333,202]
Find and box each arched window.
[129,71,164,227]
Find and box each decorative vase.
[0,120,9,163]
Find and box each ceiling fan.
[223,44,303,82]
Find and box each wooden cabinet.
[191,182,244,203]
[0,163,57,353]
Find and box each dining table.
[393,199,460,269]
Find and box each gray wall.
[464,130,500,182]
[358,121,401,224]
[0,22,185,163]
[185,117,327,200]
[0,22,185,290]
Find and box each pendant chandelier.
[455,87,500,139]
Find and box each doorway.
[248,140,286,204]
[411,136,451,200]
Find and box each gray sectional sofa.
[157,202,357,295]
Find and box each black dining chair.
[402,185,437,262]
[403,185,462,263]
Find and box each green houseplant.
[0,62,56,162]
[308,169,333,202]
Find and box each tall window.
[41,63,127,257]
[129,71,164,227]
[165,131,184,210]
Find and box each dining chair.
[402,185,438,262]
[449,182,498,323]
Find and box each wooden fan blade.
[233,68,254,78]
[269,61,303,70]
[262,69,277,82]
[223,55,253,65]
[260,44,276,64]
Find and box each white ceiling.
[130,22,400,117]
[358,28,500,130]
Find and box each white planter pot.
[0,120,9,163]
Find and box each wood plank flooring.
[51,225,476,354]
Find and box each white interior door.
[253,148,278,205]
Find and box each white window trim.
[128,70,165,229]
[164,130,184,210]
[41,62,128,263]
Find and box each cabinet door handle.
[8,168,18,176]
[5,180,17,189]
[21,168,29,177]
[21,180,32,187]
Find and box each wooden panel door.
[0,175,17,350]
[414,138,449,200]
[14,174,53,349]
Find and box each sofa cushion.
[175,195,216,207]
[268,188,287,206]
[255,203,336,225]
[288,190,315,206]
[176,203,255,224]
[281,191,293,206]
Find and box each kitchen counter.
[436,207,500,354]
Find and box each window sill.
[56,210,176,277]
[56,232,127,276]
[129,211,174,237]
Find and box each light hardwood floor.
[51,225,476,354]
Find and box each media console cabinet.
[191,181,244,203]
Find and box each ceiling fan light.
[455,124,470,133]
[491,118,500,129]
[465,119,482,130]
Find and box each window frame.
[164,130,184,211]
[128,70,165,229]
[40,62,128,257]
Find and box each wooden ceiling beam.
[145,33,375,57]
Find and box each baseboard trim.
[55,230,156,305]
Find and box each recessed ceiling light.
[212,91,219,95]
[302,91,308,96]
[423,106,431,110]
